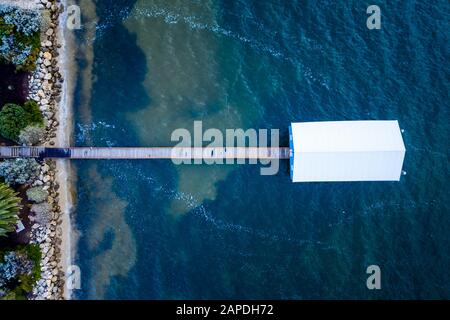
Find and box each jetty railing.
[0,147,290,160]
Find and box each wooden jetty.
[0,147,290,160]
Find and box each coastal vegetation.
[0,183,20,237]
[19,125,46,146]
[0,158,41,186]
[0,244,41,300]
[30,202,52,225]
[0,0,65,300]
[26,186,49,204]
[0,101,44,142]
[0,5,41,71]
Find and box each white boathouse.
[289,121,406,182]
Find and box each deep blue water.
[72,0,449,299]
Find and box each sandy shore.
[54,0,75,300]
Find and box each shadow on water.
[73,0,164,299]
[90,8,151,119]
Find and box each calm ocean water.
[72,0,449,299]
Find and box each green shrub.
[0,158,41,186]
[0,291,17,300]
[0,16,14,36]
[23,101,43,125]
[0,103,27,141]
[0,244,41,300]
[19,125,45,146]
[0,101,43,142]
[0,6,42,71]
[23,244,41,283]
[0,5,41,36]
[0,183,21,237]
[26,186,48,203]
[14,31,40,72]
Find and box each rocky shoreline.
[25,0,67,300]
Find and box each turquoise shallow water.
[72,0,449,299]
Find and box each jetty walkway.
[0,146,290,160]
